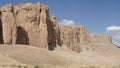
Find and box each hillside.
[0,45,119,67]
[0,45,76,66]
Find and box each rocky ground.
[0,44,119,68]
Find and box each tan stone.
[0,4,13,12]
[14,3,39,45]
[89,33,112,44]
[38,5,49,48]
[51,14,61,46]
[0,3,114,53]
[14,3,51,48]
[60,26,88,52]
[1,4,17,44]
[59,26,114,53]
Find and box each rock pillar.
[1,4,17,44]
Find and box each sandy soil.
[0,44,119,67]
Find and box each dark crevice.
[0,18,3,44]
[46,19,56,51]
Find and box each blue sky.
[0,0,120,46]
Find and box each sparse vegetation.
[17,65,22,68]
[34,65,39,68]
[23,66,27,68]
[0,64,119,68]
[11,64,16,67]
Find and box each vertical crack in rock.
[0,10,4,44]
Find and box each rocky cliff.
[0,3,114,53]
[60,26,114,52]
[0,3,60,50]
[60,26,89,53]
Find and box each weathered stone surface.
[14,3,49,48]
[59,26,114,52]
[14,3,37,45]
[1,4,17,44]
[60,26,88,52]
[89,33,112,44]
[13,3,61,49]
[0,3,114,53]
[38,5,49,48]
[82,33,114,51]
[51,14,61,46]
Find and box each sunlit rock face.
[60,26,89,53]
[0,3,114,53]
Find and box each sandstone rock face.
[38,4,49,48]
[14,3,40,45]
[60,26,89,53]
[51,15,61,46]
[89,34,112,44]
[0,3,114,53]
[0,3,60,49]
[1,4,17,44]
[60,26,114,52]
[82,33,114,51]
[13,3,57,48]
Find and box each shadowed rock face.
[0,3,114,53]
[0,17,3,44]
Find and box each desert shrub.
[34,65,39,68]
[80,67,87,68]
[11,64,16,67]
[88,65,97,68]
[17,65,22,68]
[1,65,6,67]
[24,66,27,68]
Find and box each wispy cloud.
[59,19,75,26]
[106,26,120,46]
[106,26,120,33]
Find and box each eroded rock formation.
[60,26,89,52]
[0,3,114,53]
[89,34,112,44]
[0,4,17,44]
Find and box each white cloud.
[106,26,120,46]
[106,26,120,33]
[59,19,75,26]
[113,35,120,39]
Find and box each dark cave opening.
[16,26,29,45]
[0,21,30,45]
